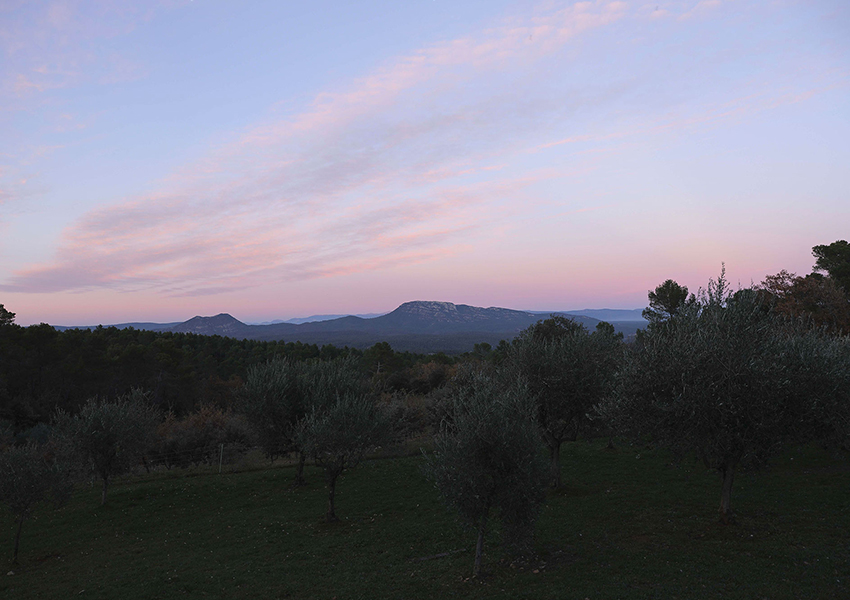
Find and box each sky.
[0,0,848,326]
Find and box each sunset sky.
[1,0,848,326]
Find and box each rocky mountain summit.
[374,301,568,333]
[392,301,532,323]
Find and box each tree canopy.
[0,304,15,327]
[505,317,622,487]
[813,240,850,293]
[641,279,694,326]
[759,270,850,334]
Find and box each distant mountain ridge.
[250,313,387,325]
[530,308,647,322]
[53,301,644,352]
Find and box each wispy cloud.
[678,0,724,21]
[2,1,629,296]
[527,76,850,156]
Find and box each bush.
[380,392,430,444]
[152,406,251,469]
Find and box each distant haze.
[532,309,647,322]
[250,313,389,326]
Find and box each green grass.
[2,441,848,599]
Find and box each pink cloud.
[1,159,545,296]
[220,0,629,149]
[3,2,633,295]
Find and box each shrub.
[153,406,251,469]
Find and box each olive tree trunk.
[12,515,24,563]
[719,461,736,524]
[295,451,306,486]
[549,442,562,489]
[473,510,489,579]
[326,471,340,522]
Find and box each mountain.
[362,301,598,333]
[170,313,254,337]
[286,312,386,325]
[229,301,607,351]
[53,301,643,352]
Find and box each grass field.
[1,440,848,599]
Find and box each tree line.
[0,322,455,430]
[1,240,848,575]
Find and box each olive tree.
[599,272,850,523]
[505,317,621,488]
[241,358,306,480]
[424,369,547,578]
[295,392,390,522]
[52,390,158,505]
[0,442,73,562]
[241,357,363,485]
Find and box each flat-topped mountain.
[54,301,642,352]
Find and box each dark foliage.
[0,322,364,429]
[812,239,850,293]
[151,406,251,469]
